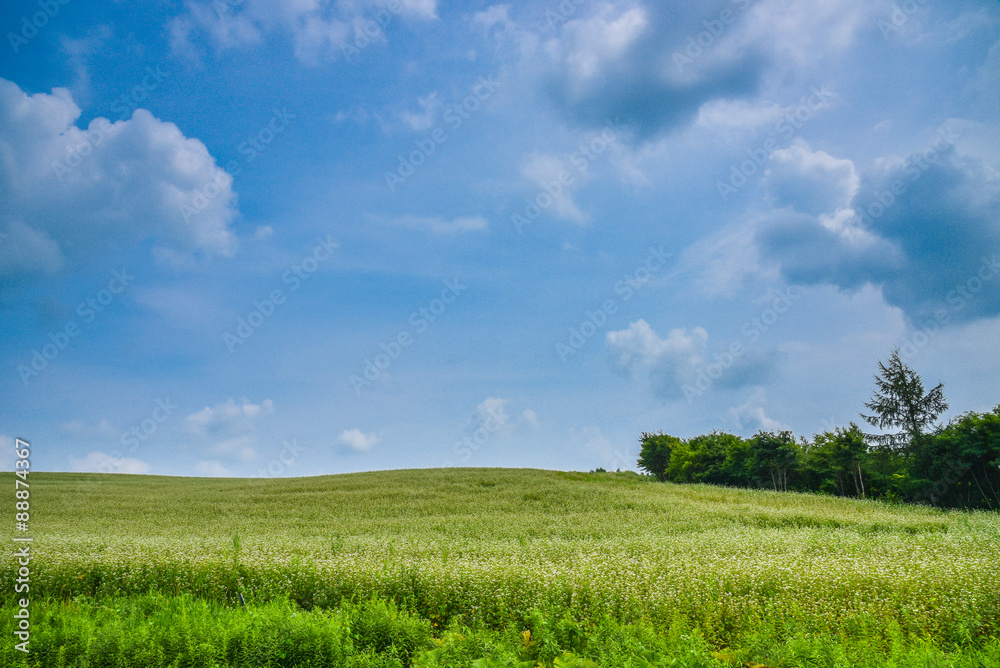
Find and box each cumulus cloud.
[763,140,859,215]
[509,0,887,141]
[70,451,151,474]
[606,319,779,400]
[757,135,1000,323]
[606,319,706,399]
[607,319,706,373]
[471,397,514,432]
[729,389,787,433]
[184,398,274,462]
[538,2,767,139]
[550,5,649,85]
[757,209,904,292]
[338,428,379,452]
[186,398,274,436]
[0,78,238,282]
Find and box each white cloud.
[763,140,859,216]
[0,221,64,277]
[292,15,352,63]
[547,5,648,89]
[695,98,787,131]
[194,459,235,477]
[606,319,707,375]
[397,0,438,20]
[390,214,489,234]
[329,107,371,125]
[185,398,274,437]
[59,25,113,100]
[729,389,787,433]
[252,225,274,241]
[757,139,1000,323]
[455,397,515,450]
[742,0,880,66]
[0,79,238,280]
[972,40,1000,114]
[183,398,274,462]
[606,319,707,401]
[606,319,780,401]
[70,451,151,474]
[194,1,262,49]
[512,0,883,141]
[172,0,437,64]
[475,397,509,423]
[338,428,380,452]
[473,4,511,30]
[400,92,440,131]
[529,2,753,137]
[519,153,585,222]
[168,16,199,64]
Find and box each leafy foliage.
[638,406,999,510]
[639,352,996,510]
[636,432,677,481]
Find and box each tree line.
[637,350,1000,510]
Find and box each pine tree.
[861,349,948,451]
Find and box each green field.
[4,468,1000,667]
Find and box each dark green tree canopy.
[637,431,679,482]
[635,353,996,510]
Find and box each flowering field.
[3,468,1000,666]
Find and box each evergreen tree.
[861,349,947,451]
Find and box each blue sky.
[1,0,998,477]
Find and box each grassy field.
[3,468,1000,666]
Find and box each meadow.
[3,468,1000,667]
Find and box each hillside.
[3,469,1000,666]
[6,467,982,540]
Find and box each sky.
[0,0,998,478]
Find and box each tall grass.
[2,469,999,666]
[3,595,1000,667]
